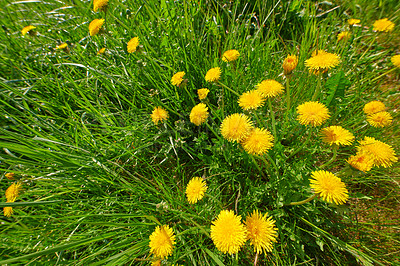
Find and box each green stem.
[288,194,317,206]
[311,75,322,101]
[218,81,240,97]
[249,154,266,179]
[285,76,291,125]
[268,98,277,144]
[258,154,278,175]
[319,145,338,169]
[288,129,313,159]
[369,67,397,83]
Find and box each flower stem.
[319,145,338,169]
[249,154,267,179]
[285,75,291,125]
[311,75,322,101]
[268,98,277,144]
[369,67,397,83]
[288,129,313,159]
[288,194,317,206]
[254,252,259,266]
[218,81,240,97]
[258,154,279,175]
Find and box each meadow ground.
[1,0,399,265]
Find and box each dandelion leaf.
[324,71,351,107]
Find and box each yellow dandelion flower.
[282,54,298,75]
[171,71,185,86]
[347,152,374,172]
[197,88,209,100]
[337,31,351,42]
[210,210,247,254]
[222,49,240,62]
[149,225,176,259]
[189,103,209,126]
[21,25,36,36]
[3,205,13,217]
[296,101,330,126]
[185,177,207,204]
[5,173,15,180]
[391,54,400,68]
[5,182,22,202]
[127,37,139,53]
[241,128,274,155]
[238,90,265,110]
[363,101,386,115]
[151,260,161,266]
[348,19,360,25]
[89,18,104,36]
[367,111,392,127]
[151,106,169,125]
[220,113,253,142]
[93,0,108,12]
[310,170,349,205]
[320,126,354,146]
[373,18,395,32]
[245,210,277,254]
[97,47,106,55]
[56,43,68,50]
[205,67,221,82]
[256,79,284,98]
[305,51,340,73]
[358,137,398,168]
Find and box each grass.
[1,0,399,265]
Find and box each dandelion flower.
[186,177,207,204]
[149,225,176,259]
[245,210,278,254]
[89,18,104,36]
[220,113,253,142]
[367,111,392,127]
[256,79,284,98]
[337,31,351,42]
[3,205,13,217]
[56,43,68,50]
[363,101,385,115]
[310,170,349,205]
[205,67,221,82]
[347,152,374,172]
[373,18,395,32]
[171,71,185,86]
[5,173,15,180]
[305,51,340,73]
[21,25,36,36]
[151,106,169,125]
[97,47,106,55]
[282,55,298,75]
[5,182,22,202]
[391,55,400,68]
[348,19,360,25]
[238,90,265,110]
[197,88,209,100]
[296,101,330,126]
[357,137,397,168]
[93,0,108,12]
[189,103,209,126]
[222,49,240,62]
[241,128,274,155]
[210,210,247,254]
[127,37,139,53]
[151,260,161,266]
[320,126,354,146]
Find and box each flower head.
[210,210,247,254]
[363,101,385,115]
[149,225,176,259]
[189,103,209,126]
[151,260,161,266]
[238,90,265,110]
[171,71,185,86]
[5,182,22,202]
[222,49,240,62]
[296,101,330,126]
[5,173,15,180]
[220,113,253,142]
[127,37,139,53]
[256,79,284,98]
[241,128,274,155]
[348,19,360,25]
[282,55,298,75]
[56,43,68,50]
[310,170,349,205]
[367,111,392,127]
[320,126,354,146]
[305,51,340,73]
[93,0,108,12]
[21,25,36,36]
[97,47,106,55]
[373,18,395,32]
[357,137,397,168]
[197,88,209,100]
[337,31,351,42]
[151,107,169,125]
[347,152,374,172]
[186,177,207,204]
[3,205,13,217]
[245,210,277,254]
[205,67,221,82]
[89,18,104,36]
[391,55,400,68]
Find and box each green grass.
[1,0,399,265]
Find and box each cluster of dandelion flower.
[282,55,298,75]
[310,170,349,205]
[222,49,240,62]
[256,79,284,98]
[127,37,139,53]
[21,25,36,36]
[373,18,395,32]
[93,0,108,12]
[171,71,186,87]
[56,43,68,50]
[238,90,265,110]
[348,18,360,25]
[245,210,278,254]
[337,31,351,42]
[197,88,209,100]
[305,50,340,74]
[320,126,354,146]
[97,47,106,55]
[149,225,176,259]
[151,106,169,125]
[4,181,22,217]
[241,128,274,155]
[220,113,253,142]
[189,103,209,126]
[205,67,221,82]
[296,101,330,127]
[391,54,400,68]
[89,18,105,36]
[363,101,392,128]
[185,177,207,204]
